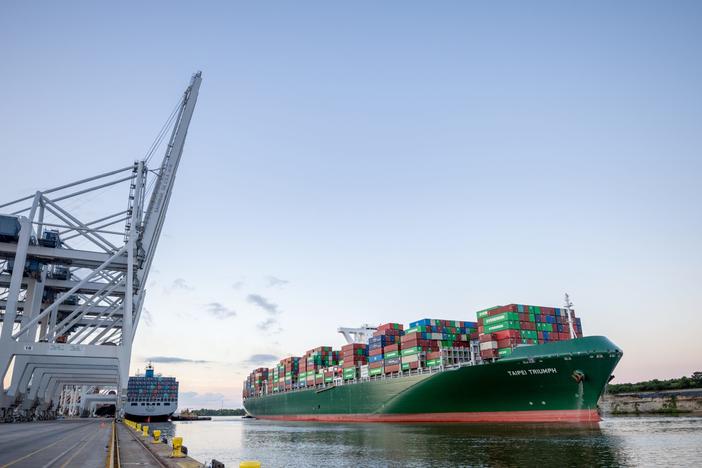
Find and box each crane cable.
[143,95,184,165]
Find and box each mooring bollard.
[142,425,149,437]
[136,423,141,431]
[171,436,186,458]
[240,461,261,468]
[152,429,161,444]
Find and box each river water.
[146,416,702,467]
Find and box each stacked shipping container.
[243,304,584,399]
[341,343,367,380]
[126,375,178,403]
[369,323,404,376]
[400,319,478,371]
[300,346,340,386]
[476,304,583,360]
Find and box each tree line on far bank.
[608,372,702,394]
[190,408,247,416]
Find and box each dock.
[0,419,112,467]
[115,420,204,468]
[0,418,205,468]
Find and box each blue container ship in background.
[124,363,179,422]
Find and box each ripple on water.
[145,415,702,467]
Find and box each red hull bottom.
[255,409,600,424]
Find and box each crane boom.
[138,71,202,285]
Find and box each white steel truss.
[0,72,202,421]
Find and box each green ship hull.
[243,336,622,423]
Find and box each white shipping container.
[479,341,498,351]
[402,354,419,363]
[360,365,369,378]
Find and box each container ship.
[243,301,623,423]
[125,363,179,422]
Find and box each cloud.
[168,278,194,291]
[266,276,289,288]
[205,302,237,319]
[247,294,280,315]
[232,280,245,290]
[147,356,209,364]
[257,317,282,334]
[243,353,279,366]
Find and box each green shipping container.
[482,312,519,326]
[426,359,441,367]
[498,347,513,357]
[476,306,500,319]
[401,346,423,356]
[369,367,383,376]
[401,363,411,370]
[324,377,333,383]
[520,330,538,339]
[384,350,400,359]
[484,320,521,333]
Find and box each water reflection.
[145,417,648,467]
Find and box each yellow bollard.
[136,423,141,431]
[240,462,261,468]
[152,429,161,444]
[171,437,186,458]
[142,425,149,437]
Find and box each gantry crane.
[0,72,202,421]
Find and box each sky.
[1,1,700,408]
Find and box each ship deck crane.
[338,324,378,344]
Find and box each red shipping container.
[369,347,383,357]
[383,344,400,353]
[497,338,520,348]
[341,343,366,352]
[402,339,420,348]
[401,332,421,342]
[384,364,401,373]
[479,333,495,343]
[376,323,404,333]
[493,330,520,340]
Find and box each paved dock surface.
[0,419,111,467]
[116,422,163,467]
[118,423,204,468]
